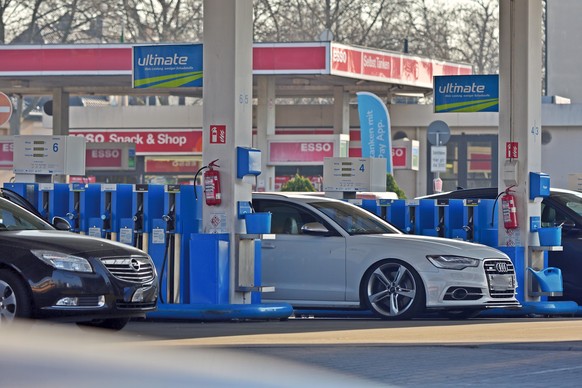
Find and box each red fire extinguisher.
[501,187,518,229]
[203,159,221,206]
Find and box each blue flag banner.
[357,92,393,174]
[133,44,203,89]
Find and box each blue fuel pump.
[37,183,69,223]
[444,199,471,240]
[389,199,418,234]
[474,199,498,246]
[130,184,164,254]
[3,183,38,209]
[66,183,100,234]
[159,184,202,304]
[416,199,441,237]
[98,184,133,241]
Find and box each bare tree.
[119,0,203,43]
[404,0,459,60]
[253,0,409,49]
[453,0,499,74]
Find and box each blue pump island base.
[146,302,293,321]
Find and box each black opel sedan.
[0,193,158,330]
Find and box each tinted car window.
[310,201,399,235]
[0,198,53,231]
[552,191,582,217]
[253,200,323,235]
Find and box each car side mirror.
[301,222,329,235]
[52,216,72,231]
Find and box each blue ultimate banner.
[133,44,203,89]
[357,91,392,174]
[434,74,499,113]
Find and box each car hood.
[360,233,508,259]
[0,230,147,257]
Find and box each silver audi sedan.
[252,193,520,320]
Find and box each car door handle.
[262,242,276,249]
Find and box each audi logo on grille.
[495,262,509,273]
[130,259,141,272]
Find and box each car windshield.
[0,197,54,231]
[310,200,400,235]
[552,190,582,217]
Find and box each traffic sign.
[427,120,451,145]
[0,92,13,126]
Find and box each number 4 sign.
[210,125,226,144]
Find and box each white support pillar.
[333,86,350,136]
[52,88,69,136]
[256,76,276,191]
[499,0,543,301]
[203,0,254,304]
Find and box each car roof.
[253,192,333,202]
[417,187,581,200]
[417,187,498,200]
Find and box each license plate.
[488,274,515,291]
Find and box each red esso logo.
[2,143,13,152]
[392,148,404,158]
[91,149,120,159]
[78,133,106,142]
[301,143,331,152]
[332,48,347,63]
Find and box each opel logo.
[130,258,141,272]
[495,262,509,273]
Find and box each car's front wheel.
[362,260,425,320]
[0,269,32,326]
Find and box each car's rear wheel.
[362,260,425,320]
[0,269,32,325]
[76,317,130,331]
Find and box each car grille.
[100,256,155,283]
[484,259,517,298]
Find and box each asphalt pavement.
[6,317,582,387]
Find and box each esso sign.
[332,48,347,63]
[80,133,106,142]
[301,143,331,152]
[392,147,407,167]
[91,149,120,159]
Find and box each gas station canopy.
[0,42,471,98]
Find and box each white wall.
[547,0,582,103]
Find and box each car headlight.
[427,255,480,270]
[32,250,93,273]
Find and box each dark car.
[419,187,582,305]
[0,193,158,330]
